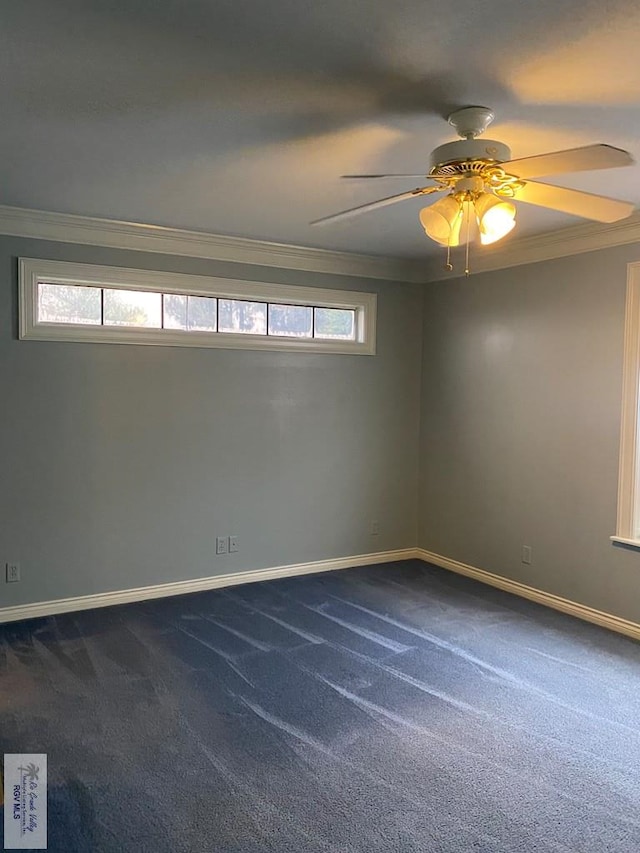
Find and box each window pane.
[163,293,188,329]
[268,304,313,338]
[219,299,266,335]
[162,294,217,331]
[103,289,162,327]
[38,283,101,325]
[187,296,217,331]
[314,307,356,340]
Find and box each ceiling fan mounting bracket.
[448,106,495,139]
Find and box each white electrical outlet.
[216,537,228,555]
[370,520,381,535]
[521,545,532,565]
[6,562,21,583]
[228,536,238,553]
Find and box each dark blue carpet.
[2,559,640,852]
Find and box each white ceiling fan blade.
[341,173,429,179]
[514,181,635,222]
[501,144,633,180]
[310,186,441,225]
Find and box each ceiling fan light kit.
[313,105,635,275]
[473,193,517,245]
[420,196,465,247]
[420,175,517,245]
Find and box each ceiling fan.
[311,106,635,273]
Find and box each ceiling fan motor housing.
[429,139,512,174]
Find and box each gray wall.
[1,236,422,608]
[6,229,640,625]
[419,244,640,623]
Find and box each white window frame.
[613,261,640,547]
[19,258,376,355]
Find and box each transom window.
[20,259,376,355]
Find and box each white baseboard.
[0,548,419,625]
[417,548,640,643]
[4,546,640,644]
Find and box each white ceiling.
[2,0,639,259]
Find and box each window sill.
[610,535,640,550]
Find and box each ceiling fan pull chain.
[445,239,453,272]
[464,203,471,277]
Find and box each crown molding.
[3,203,638,285]
[0,204,424,283]
[422,210,640,282]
